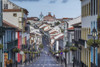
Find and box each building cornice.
[3,9,21,12]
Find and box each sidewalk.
[63,63,80,67]
[54,57,80,67]
[12,56,40,67]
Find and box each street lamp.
[92,27,98,67]
[92,27,97,43]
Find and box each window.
[88,3,89,16]
[13,13,17,17]
[83,6,85,17]
[82,6,83,17]
[89,3,90,15]
[85,4,87,16]
[85,5,86,16]
[91,0,93,16]
[82,3,91,17]
[94,0,95,15]
[85,5,87,16]
[96,0,98,14]
[87,4,88,16]
[4,4,8,9]
[11,31,13,41]
[79,30,81,39]
[89,28,91,34]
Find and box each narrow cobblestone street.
[18,52,63,67]
[1,0,99,67]
[17,35,64,67]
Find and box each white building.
[67,16,81,28]
[50,33,64,51]
[2,0,29,64]
[30,27,42,50]
[3,9,23,28]
[3,0,21,9]
[65,16,81,65]
[49,26,61,34]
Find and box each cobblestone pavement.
[17,35,63,67]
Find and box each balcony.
[66,42,73,47]
[7,39,18,50]
[25,26,28,31]
[0,27,5,37]
[79,39,85,46]
[21,45,28,50]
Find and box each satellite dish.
[19,51,24,55]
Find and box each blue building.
[3,20,19,65]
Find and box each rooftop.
[67,27,74,30]
[3,20,21,31]
[27,17,39,21]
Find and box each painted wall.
[81,0,98,67]
[3,12,22,28]
[91,47,98,66]
[68,16,81,28]
[17,32,22,63]
[3,0,20,9]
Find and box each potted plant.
[58,51,61,54]
[0,44,3,49]
[70,47,77,51]
[32,52,35,54]
[63,48,69,67]
[33,52,38,54]
[87,39,100,46]
[24,51,28,54]
[13,48,20,53]
[70,46,77,67]
[39,44,44,49]
[63,49,69,53]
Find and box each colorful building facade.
[3,0,29,64]
[80,0,98,67]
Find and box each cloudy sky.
[10,0,81,18]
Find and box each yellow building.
[81,28,91,67]
[80,0,98,67]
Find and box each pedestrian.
[6,60,10,67]
[9,59,13,67]
[25,59,27,65]
[56,56,59,61]
[31,56,32,61]
[64,58,66,67]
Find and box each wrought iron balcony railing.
[0,27,5,37]
[7,39,18,50]
[21,45,28,49]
